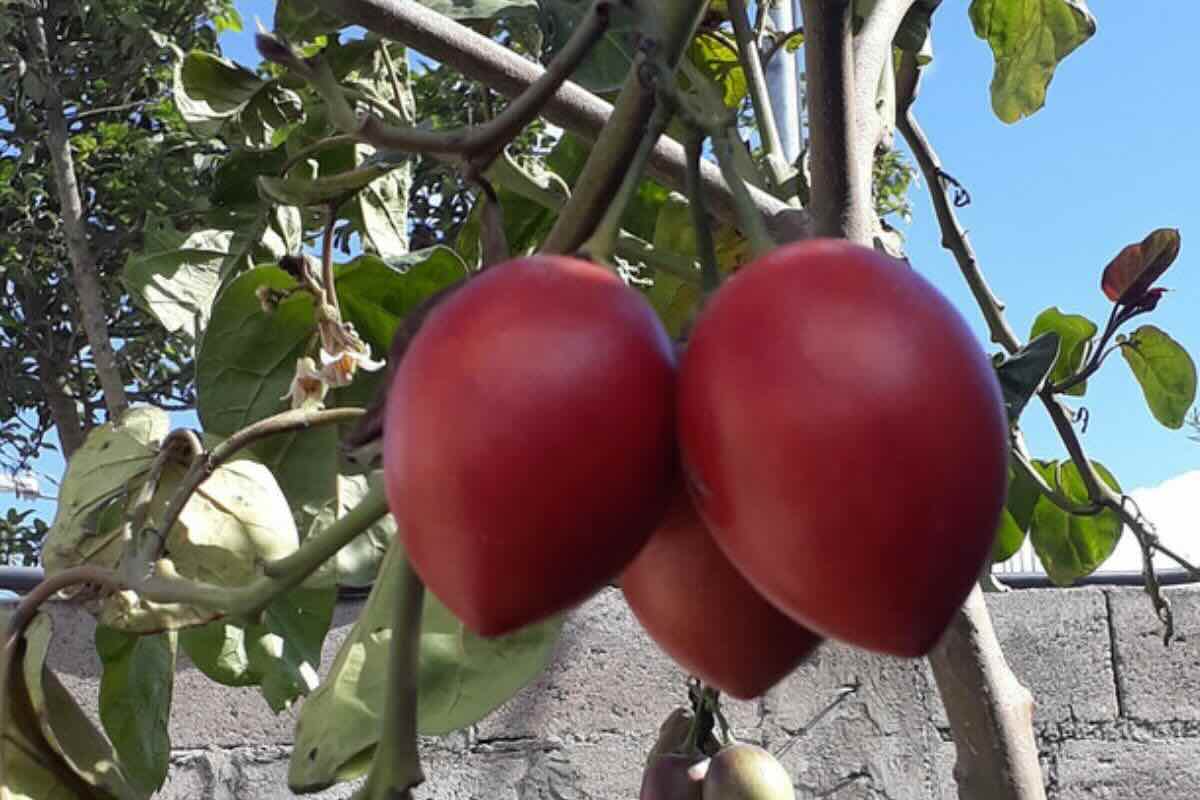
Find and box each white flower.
[281,357,329,409]
[319,345,385,387]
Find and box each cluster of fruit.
[381,238,1009,700]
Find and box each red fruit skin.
[678,239,1009,657]
[383,255,677,637]
[622,487,821,699]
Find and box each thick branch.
[852,0,915,146]
[928,588,1047,800]
[798,0,872,242]
[27,11,129,420]
[312,0,810,243]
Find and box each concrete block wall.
[40,586,1200,798]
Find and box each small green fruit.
[702,744,794,800]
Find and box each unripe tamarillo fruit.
[382,255,678,636]
[678,239,1009,657]
[702,744,794,800]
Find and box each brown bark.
[26,11,129,422]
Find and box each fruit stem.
[357,555,427,798]
[684,129,721,296]
[540,0,710,254]
[577,102,674,268]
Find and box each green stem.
[727,0,792,189]
[710,125,776,256]
[132,480,389,620]
[578,103,674,264]
[359,558,427,797]
[541,0,710,254]
[685,132,720,295]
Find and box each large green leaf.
[197,253,465,507]
[95,443,300,634]
[249,586,339,711]
[1,612,133,799]
[172,50,304,147]
[1120,325,1197,430]
[1029,459,1122,585]
[289,544,562,793]
[969,0,1096,123]
[179,585,336,713]
[993,460,1042,563]
[1029,307,1096,396]
[96,628,175,797]
[42,407,169,579]
[18,613,142,799]
[195,266,335,508]
[122,217,237,339]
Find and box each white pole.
[763,0,802,165]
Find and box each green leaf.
[256,162,397,207]
[289,544,561,793]
[19,613,142,799]
[1120,325,1198,429]
[96,628,175,797]
[180,584,336,711]
[415,0,537,22]
[273,0,344,42]
[179,620,257,687]
[687,33,746,111]
[2,612,129,799]
[304,473,397,588]
[894,0,943,54]
[969,0,1096,123]
[195,266,335,509]
[355,155,413,263]
[172,50,266,134]
[1029,460,1122,585]
[993,331,1059,422]
[1030,307,1097,396]
[539,0,639,93]
[98,445,301,634]
[249,586,339,712]
[993,460,1042,563]
[42,407,169,579]
[122,216,238,339]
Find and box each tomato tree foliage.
[0,0,1196,798]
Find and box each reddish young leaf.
[1100,228,1181,304]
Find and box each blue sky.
[6,2,1198,567]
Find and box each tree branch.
[852,0,915,144]
[928,587,1047,800]
[727,0,792,189]
[798,0,872,242]
[312,0,810,243]
[896,52,1022,354]
[26,10,129,420]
